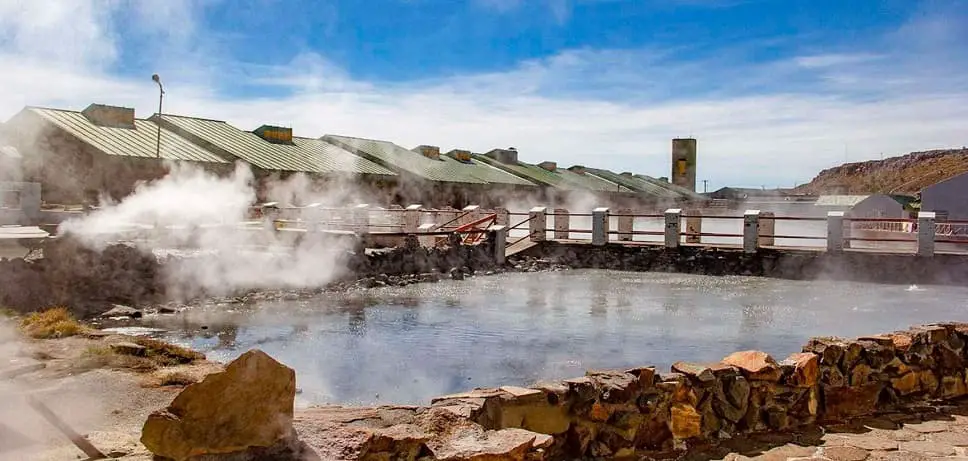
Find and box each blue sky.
[0,0,966,190]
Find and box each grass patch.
[156,370,198,387]
[19,307,87,339]
[131,337,204,366]
[79,338,204,373]
[81,345,157,371]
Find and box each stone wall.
[522,242,968,285]
[385,323,968,460]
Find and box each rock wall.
[522,242,968,285]
[0,237,164,316]
[412,323,968,460]
[0,233,499,316]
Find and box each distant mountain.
[796,148,968,195]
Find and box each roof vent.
[446,149,472,162]
[538,161,557,172]
[414,145,441,160]
[484,148,518,164]
[254,125,294,145]
[82,104,135,129]
[568,165,586,175]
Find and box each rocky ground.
[0,320,222,460]
[704,401,968,460]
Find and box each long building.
[2,102,706,209]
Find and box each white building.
[814,194,908,218]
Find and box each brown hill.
[796,148,968,195]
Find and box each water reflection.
[151,270,968,406]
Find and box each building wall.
[11,118,230,205]
[922,173,968,220]
[849,194,904,218]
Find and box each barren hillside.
[796,148,968,195]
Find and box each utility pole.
[152,74,165,158]
[702,179,708,193]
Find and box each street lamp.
[152,74,165,158]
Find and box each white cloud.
[0,0,966,191]
[794,53,884,69]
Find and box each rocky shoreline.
[88,321,968,460]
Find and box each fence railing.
[9,201,966,259]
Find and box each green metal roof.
[633,174,706,201]
[473,155,630,192]
[472,155,578,189]
[324,135,534,186]
[585,168,679,198]
[557,168,631,192]
[157,115,396,176]
[23,107,229,164]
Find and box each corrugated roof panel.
[473,155,580,189]
[633,174,706,201]
[438,155,536,186]
[324,135,487,184]
[159,115,396,176]
[556,168,631,192]
[586,168,680,198]
[27,108,229,164]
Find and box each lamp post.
[152,74,165,158]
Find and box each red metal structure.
[451,213,497,244]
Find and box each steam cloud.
[56,161,387,300]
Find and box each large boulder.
[141,349,296,460]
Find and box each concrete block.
[665,209,681,248]
[529,207,547,242]
[554,208,570,240]
[617,208,633,242]
[685,210,702,244]
[827,211,845,253]
[592,207,609,246]
[489,225,507,265]
[744,210,760,253]
[918,211,936,257]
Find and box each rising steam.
[56,161,382,300]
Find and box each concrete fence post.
[529,207,547,242]
[404,204,423,233]
[304,203,322,232]
[827,211,845,253]
[489,225,507,265]
[417,223,436,247]
[664,208,681,248]
[592,207,610,246]
[494,207,509,226]
[684,209,702,244]
[554,208,570,240]
[917,211,936,257]
[617,208,634,242]
[352,204,370,234]
[743,210,761,254]
[758,211,776,248]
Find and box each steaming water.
[150,270,968,407]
